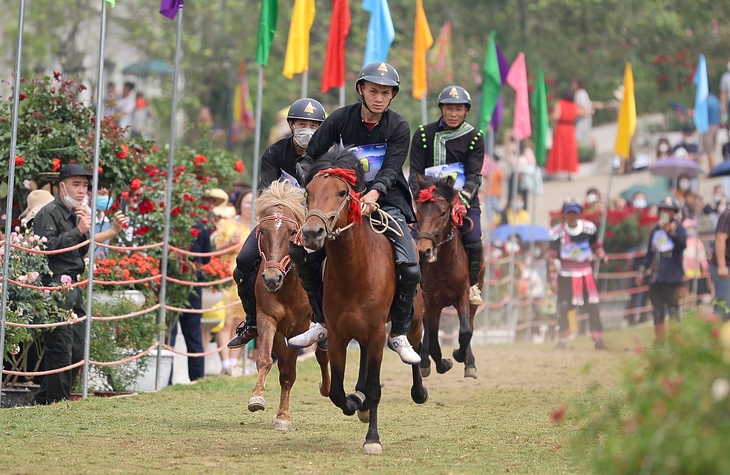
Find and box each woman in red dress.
[546,88,579,176]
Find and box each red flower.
[98,166,104,174]
[152,145,159,153]
[117,144,129,159]
[551,407,566,424]
[14,156,24,166]
[171,207,183,217]
[51,158,62,171]
[183,193,194,202]
[234,160,244,173]
[18,93,26,101]
[138,199,155,215]
[712,328,720,339]
[130,178,143,191]
[190,228,200,238]
[121,191,130,200]
[134,225,152,236]
[143,165,159,178]
[193,154,208,167]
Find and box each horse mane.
[416,175,457,203]
[306,147,366,193]
[255,180,306,225]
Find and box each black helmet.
[287,98,326,123]
[438,86,472,110]
[658,196,680,211]
[562,198,583,214]
[355,62,400,95]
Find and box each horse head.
[415,175,458,263]
[255,181,306,291]
[302,148,365,250]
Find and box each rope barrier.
[164,298,241,314]
[1,277,89,291]
[89,343,159,367]
[168,241,241,257]
[2,360,85,377]
[95,241,164,251]
[92,304,161,321]
[6,239,90,255]
[5,315,88,329]
[165,275,233,287]
[162,343,225,358]
[94,275,161,286]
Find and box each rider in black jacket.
[287,62,422,365]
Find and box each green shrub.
[574,315,730,474]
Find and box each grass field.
[0,326,654,475]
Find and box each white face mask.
[514,200,525,210]
[658,144,670,153]
[60,183,82,208]
[586,194,598,204]
[687,228,697,236]
[715,194,725,204]
[679,179,691,191]
[293,128,316,149]
[633,199,647,209]
[719,204,727,214]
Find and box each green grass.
[0,326,655,474]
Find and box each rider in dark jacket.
[286,62,422,365]
[409,85,485,305]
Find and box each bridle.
[416,195,456,249]
[304,172,361,240]
[256,213,301,276]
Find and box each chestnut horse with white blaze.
[300,149,427,455]
[415,175,484,379]
[247,181,330,431]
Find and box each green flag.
[477,31,501,133]
[531,67,549,166]
[105,0,115,6]
[256,0,278,66]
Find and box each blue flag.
[693,53,709,134]
[362,0,394,66]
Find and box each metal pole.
[527,186,537,339]
[339,85,345,108]
[155,3,184,390]
[81,0,108,399]
[301,70,308,98]
[0,0,26,408]
[595,165,615,277]
[421,95,428,125]
[250,64,264,224]
[505,140,520,329]
[483,125,495,324]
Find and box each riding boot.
[464,242,484,305]
[289,242,325,324]
[227,267,259,349]
[388,263,422,364]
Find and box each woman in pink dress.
[546,88,579,176]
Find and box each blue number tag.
[350,143,386,182]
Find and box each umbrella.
[491,224,551,243]
[709,160,730,177]
[122,60,175,77]
[648,156,700,179]
[619,184,672,206]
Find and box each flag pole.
[506,140,520,332]
[527,184,537,340]
[251,64,264,225]
[301,70,308,98]
[0,0,26,409]
[339,86,346,108]
[595,164,615,277]
[81,0,109,399]
[483,125,495,324]
[155,1,184,390]
[421,94,428,125]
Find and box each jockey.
[408,85,485,305]
[226,98,326,350]
[287,62,422,365]
[548,198,609,350]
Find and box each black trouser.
[556,276,603,336]
[34,286,85,405]
[234,229,261,324]
[648,282,682,326]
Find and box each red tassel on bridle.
[417,185,438,203]
[316,168,363,225]
[451,197,466,227]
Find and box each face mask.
[687,228,697,236]
[658,144,670,153]
[684,136,697,145]
[715,194,725,203]
[679,179,691,190]
[96,196,113,211]
[719,204,727,214]
[60,183,82,208]
[514,200,524,209]
[586,194,598,204]
[293,128,316,149]
[633,199,647,209]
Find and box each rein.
[305,172,360,240]
[256,213,301,275]
[416,186,461,249]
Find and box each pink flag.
[506,52,531,140]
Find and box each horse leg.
[424,303,452,374]
[362,341,384,455]
[328,335,361,416]
[315,345,330,397]
[407,312,429,404]
[462,305,478,379]
[248,316,275,412]
[452,299,476,374]
[271,335,297,431]
[355,343,370,423]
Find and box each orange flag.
[411,0,433,100]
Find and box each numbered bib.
[424,163,466,190]
[560,240,592,262]
[350,143,386,183]
[652,229,675,253]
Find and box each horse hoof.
[357,409,370,423]
[436,358,453,374]
[319,382,330,398]
[363,442,382,455]
[464,367,477,379]
[452,349,466,364]
[412,387,429,405]
[419,365,431,378]
[273,418,293,431]
[248,396,266,412]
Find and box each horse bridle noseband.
[257,213,301,275]
[305,173,360,240]
[416,197,456,249]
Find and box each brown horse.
[414,175,485,379]
[300,149,427,455]
[248,181,330,431]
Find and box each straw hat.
[20,190,55,223]
[213,204,236,219]
[205,188,229,207]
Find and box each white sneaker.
[388,334,421,365]
[469,284,483,305]
[288,322,328,348]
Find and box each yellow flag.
[412,0,433,100]
[614,62,636,159]
[283,0,316,79]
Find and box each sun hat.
[19,189,55,223]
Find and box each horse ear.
[444,175,455,187]
[416,174,427,189]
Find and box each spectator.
[505,136,541,210]
[719,59,730,125]
[103,82,117,117]
[493,193,531,228]
[19,189,54,229]
[682,190,697,220]
[480,153,504,213]
[704,86,721,170]
[631,192,648,210]
[704,185,727,229]
[584,187,603,214]
[672,125,699,160]
[611,196,628,212]
[681,219,711,305]
[546,88,579,178]
[653,138,673,191]
[131,92,154,138]
[116,82,136,135]
[710,206,730,321]
[572,78,596,145]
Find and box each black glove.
[295,161,309,186]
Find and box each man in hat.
[548,198,609,350]
[32,164,128,404]
[19,189,55,228]
[637,196,687,346]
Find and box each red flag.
[321,0,351,92]
[234,59,255,132]
[427,21,453,83]
[506,52,531,140]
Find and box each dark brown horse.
[248,181,330,430]
[414,175,485,379]
[301,149,427,455]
